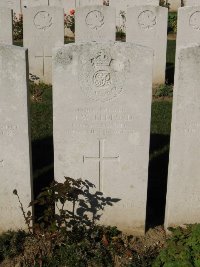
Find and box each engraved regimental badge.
[79,47,129,102]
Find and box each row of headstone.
[0,0,104,15]
[3,3,200,235]
[22,4,167,84]
[0,4,168,84]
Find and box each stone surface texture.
[165,45,200,228]
[77,0,103,6]
[126,6,168,84]
[176,7,200,51]
[184,0,200,6]
[23,6,64,84]
[49,0,75,13]
[53,42,153,235]
[0,45,32,233]
[75,6,116,42]
[0,0,22,15]
[109,0,159,30]
[25,0,49,7]
[0,8,13,45]
[168,0,181,11]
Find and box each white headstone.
[165,45,200,228]
[53,42,153,235]
[0,8,13,45]
[176,7,200,51]
[184,0,200,6]
[77,0,103,7]
[0,44,32,233]
[75,6,116,42]
[0,0,22,15]
[126,6,168,84]
[23,6,64,84]
[109,0,159,30]
[49,0,75,12]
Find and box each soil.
[0,226,166,267]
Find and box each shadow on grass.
[31,136,54,219]
[165,63,175,84]
[146,133,170,230]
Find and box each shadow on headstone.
[146,133,170,230]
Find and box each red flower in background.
[70,9,75,16]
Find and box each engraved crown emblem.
[91,50,112,67]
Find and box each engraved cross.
[83,139,120,191]
[35,48,52,76]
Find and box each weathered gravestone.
[109,0,159,31]
[184,0,200,6]
[165,45,200,228]
[53,42,153,235]
[0,45,32,233]
[48,0,75,38]
[126,6,168,84]
[77,0,103,7]
[75,6,116,42]
[0,0,22,15]
[176,7,200,51]
[23,6,64,84]
[0,8,13,45]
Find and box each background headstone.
[49,0,75,12]
[25,0,49,7]
[184,0,200,6]
[0,0,22,15]
[176,7,200,51]
[75,6,116,42]
[49,0,75,38]
[109,0,159,32]
[0,8,13,45]
[165,45,200,228]
[77,0,103,7]
[126,6,168,84]
[0,44,32,233]
[168,0,181,11]
[23,6,64,84]
[53,42,153,235]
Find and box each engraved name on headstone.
[53,42,153,235]
[126,6,168,84]
[75,6,115,42]
[0,44,32,233]
[23,6,64,83]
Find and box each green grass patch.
[151,100,172,135]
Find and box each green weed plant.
[153,224,200,267]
